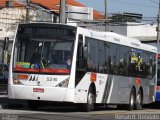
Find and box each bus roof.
[77,26,157,53]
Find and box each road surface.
[0,95,160,120]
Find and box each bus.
[156,54,160,102]
[8,23,157,112]
[141,42,160,103]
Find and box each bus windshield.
[13,24,76,74]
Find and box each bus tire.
[135,89,143,110]
[27,100,39,110]
[82,87,95,112]
[128,88,135,111]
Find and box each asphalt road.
[1,95,160,120]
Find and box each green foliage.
[110,13,142,23]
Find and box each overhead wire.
[149,0,159,4]
[0,0,158,28]
[107,0,157,24]
[110,0,157,8]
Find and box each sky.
[77,0,158,19]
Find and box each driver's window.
[76,35,86,69]
[75,34,86,86]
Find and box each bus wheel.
[82,87,95,112]
[135,89,143,110]
[27,100,39,110]
[128,88,135,111]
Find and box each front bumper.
[8,85,75,102]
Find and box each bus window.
[118,46,130,75]
[48,42,73,69]
[98,41,106,73]
[86,37,99,72]
[76,35,86,86]
[151,54,156,78]
[143,52,153,78]
[76,35,86,69]
[105,42,111,73]
[139,51,156,78]
[110,43,119,74]
[13,26,76,74]
[129,49,143,77]
[30,42,42,64]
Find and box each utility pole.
[9,0,13,7]
[5,0,13,7]
[26,0,30,22]
[157,0,160,43]
[104,0,108,31]
[59,0,66,24]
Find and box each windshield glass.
[13,24,76,74]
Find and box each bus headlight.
[13,74,28,85]
[13,78,22,85]
[55,78,69,88]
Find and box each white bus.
[8,23,157,112]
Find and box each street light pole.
[157,0,160,43]
[104,0,108,31]
[26,0,30,22]
[9,0,13,7]
[59,0,66,24]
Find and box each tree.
[110,12,142,23]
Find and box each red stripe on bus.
[14,68,39,73]
[157,54,160,59]
[14,68,70,74]
[40,68,70,74]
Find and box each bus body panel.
[75,72,156,104]
[8,23,157,109]
[8,23,78,103]
[8,85,75,102]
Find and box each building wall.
[127,23,157,40]
[107,24,128,36]
[0,7,59,64]
[107,22,157,41]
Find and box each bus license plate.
[33,88,44,93]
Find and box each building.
[107,22,157,42]
[107,22,160,52]
[0,0,104,63]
